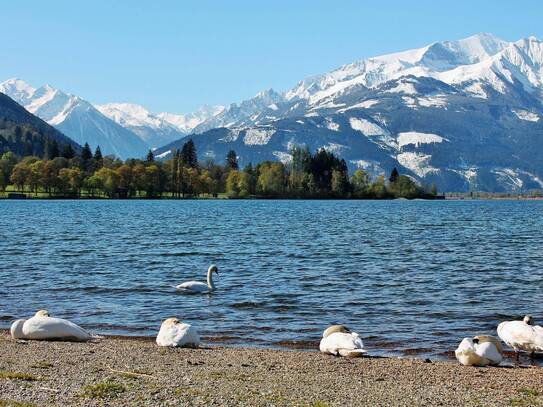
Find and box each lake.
[1,199,542,359]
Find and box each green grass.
[29,361,53,369]
[0,371,40,381]
[81,380,126,399]
[0,400,37,407]
[509,387,541,406]
[518,388,540,398]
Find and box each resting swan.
[455,335,503,366]
[319,325,366,357]
[175,265,219,293]
[498,315,543,360]
[10,310,96,341]
[156,318,200,347]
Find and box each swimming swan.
[10,310,96,341]
[156,317,200,347]
[455,335,503,366]
[498,315,543,360]
[175,265,219,293]
[319,325,366,357]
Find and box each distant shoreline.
[3,194,543,201]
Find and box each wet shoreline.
[2,328,540,367]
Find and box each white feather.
[455,337,502,366]
[319,330,366,357]
[176,265,219,294]
[498,319,543,353]
[14,313,93,341]
[156,318,200,347]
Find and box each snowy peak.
[284,33,516,104]
[97,102,168,129]
[157,104,225,133]
[419,33,508,71]
[0,78,36,105]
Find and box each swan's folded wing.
[157,325,178,346]
[176,281,208,291]
[350,332,365,350]
[175,324,200,347]
[475,342,502,365]
[23,317,91,341]
[320,332,365,356]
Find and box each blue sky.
[1,0,542,113]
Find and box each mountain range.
[155,33,543,192]
[3,33,543,191]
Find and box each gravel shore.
[1,332,543,406]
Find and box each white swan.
[455,335,503,366]
[156,317,200,347]
[175,265,219,293]
[319,325,366,357]
[10,310,96,341]
[498,315,543,360]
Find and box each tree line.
[0,140,437,199]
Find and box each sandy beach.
[1,332,543,406]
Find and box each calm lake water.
[1,199,542,359]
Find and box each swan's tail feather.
[338,349,367,358]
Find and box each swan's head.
[208,265,219,275]
[323,325,350,338]
[524,315,533,325]
[35,310,50,317]
[162,317,181,327]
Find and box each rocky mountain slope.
[0,92,80,157]
[155,34,543,192]
[0,79,148,159]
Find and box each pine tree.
[389,167,399,183]
[62,144,75,159]
[81,142,92,161]
[50,140,60,159]
[43,140,50,160]
[226,150,238,171]
[181,139,197,168]
[94,146,103,161]
[146,149,155,162]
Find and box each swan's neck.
[207,270,215,290]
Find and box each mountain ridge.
[0,91,81,157]
[0,79,148,159]
[154,33,543,192]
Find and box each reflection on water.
[1,199,542,360]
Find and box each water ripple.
[1,199,542,359]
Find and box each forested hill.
[0,92,80,157]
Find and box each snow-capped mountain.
[0,79,148,159]
[158,105,226,133]
[155,33,543,192]
[97,89,285,143]
[95,103,187,149]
